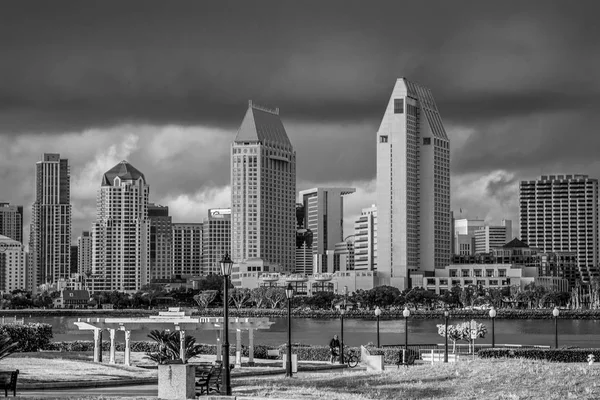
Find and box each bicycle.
[344,348,359,368]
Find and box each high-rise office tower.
[0,203,23,244]
[231,101,296,274]
[148,204,173,281]
[299,188,356,257]
[90,161,150,292]
[474,220,513,253]
[173,223,203,276]
[376,78,451,288]
[29,153,72,289]
[453,218,485,255]
[353,205,377,271]
[77,231,92,275]
[202,208,231,275]
[520,174,599,283]
[295,203,313,275]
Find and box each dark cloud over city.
[0,0,599,242]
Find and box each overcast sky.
[1,0,599,245]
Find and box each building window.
[380,135,388,143]
[423,137,431,145]
[394,99,404,114]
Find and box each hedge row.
[365,346,419,364]
[478,348,600,362]
[43,340,363,362]
[0,323,53,352]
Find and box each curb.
[19,364,349,390]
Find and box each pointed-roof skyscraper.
[376,78,451,289]
[89,160,150,292]
[231,101,296,282]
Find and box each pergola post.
[93,329,102,363]
[109,329,116,364]
[124,330,131,366]
[248,328,255,366]
[179,330,186,363]
[216,329,222,362]
[235,329,242,368]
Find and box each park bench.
[395,350,416,368]
[0,370,18,397]
[195,361,234,395]
[267,349,279,359]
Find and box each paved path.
[19,384,158,398]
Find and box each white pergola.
[73,308,274,366]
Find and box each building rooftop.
[102,161,146,186]
[502,238,529,248]
[234,100,292,148]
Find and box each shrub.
[478,348,600,362]
[0,323,53,352]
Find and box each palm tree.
[145,330,205,364]
[0,335,18,361]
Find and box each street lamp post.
[285,284,295,378]
[220,254,234,396]
[338,286,348,365]
[374,306,382,348]
[489,307,497,348]
[444,310,449,363]
[403,307,410,364]
[553,307,560,349]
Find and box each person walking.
[329,334,340,363]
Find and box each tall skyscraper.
[90,161,150,292]
[29,153,72,289]
[0,203,23,244]
[173,223,203,276]
[231,101,296,275]
[520,174,599,282]
[299,187,356,257]
[376,78,451,288]
[353,205,377,271]
[77,231,92,275]
[148,204,173,281]
[202,208,231,275]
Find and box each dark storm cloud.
[1,0,598,135]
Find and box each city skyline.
[1,1,599,247]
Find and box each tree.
[436,324,463,353]
[455,320,487,353]
[193,290,218,310]
[364,286,401,308]
[196,275,226,293]
[250,287,269,308]
[264,287,286,309]
[229,288,251,309]
[305,291,335,310]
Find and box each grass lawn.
[232,359,600,400]
[0,352,330,384]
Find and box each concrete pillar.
[216,329,222,362]
[93,329,101,363]
[248,328,255,366]
[235,329,242,368]
[109,329,116,364]
[124,330,131,366]
[179,330,186,364]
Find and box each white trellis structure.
[73,308,274,367]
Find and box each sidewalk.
[18,362,349,391]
